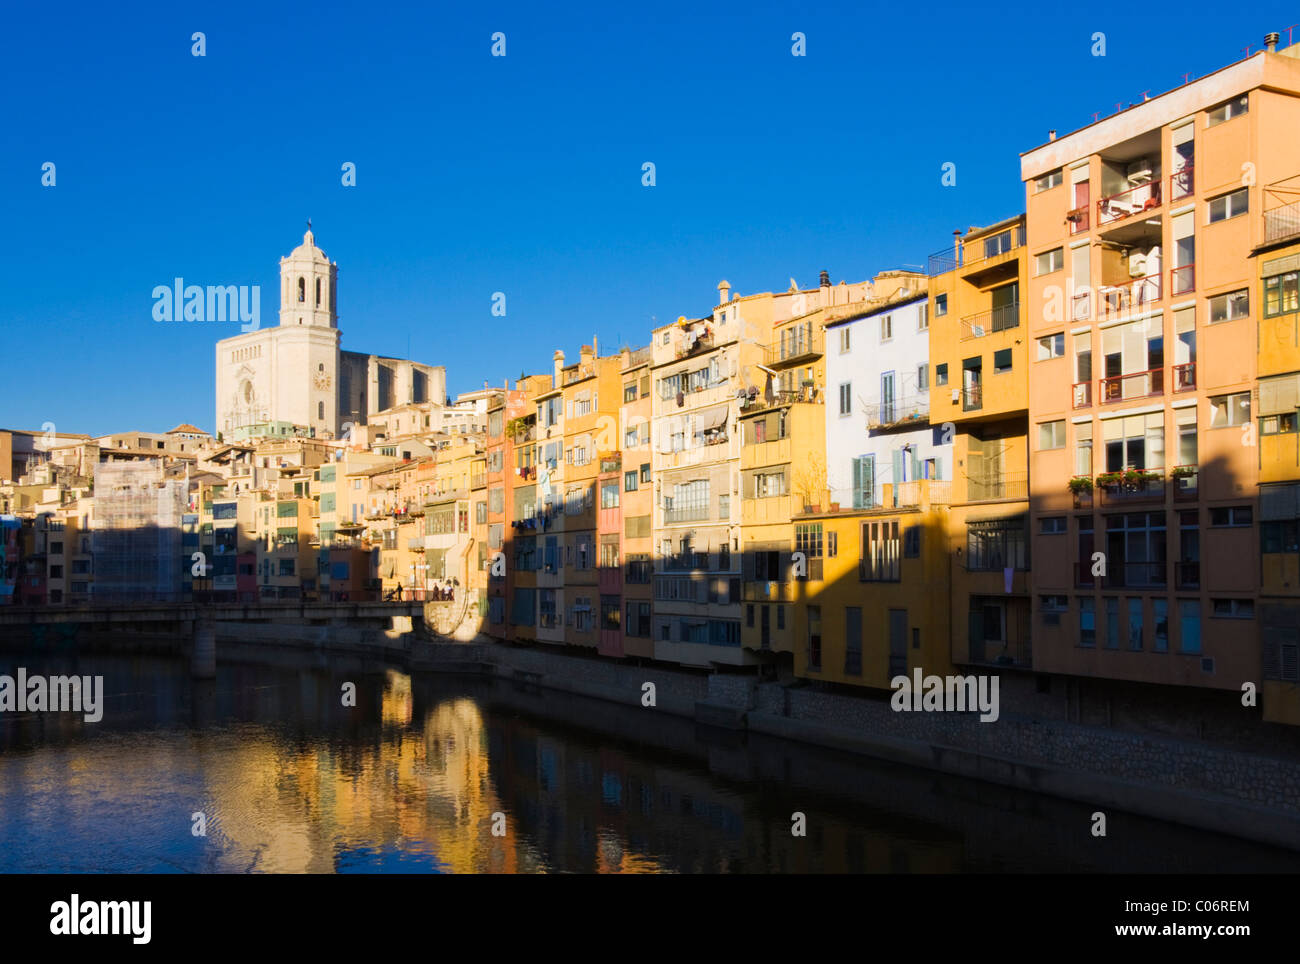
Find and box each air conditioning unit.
[1126,158,1153,183]
[1127,250,1147,277]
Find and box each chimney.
[580,344,594,365]
[819,270,830,288]
[953,229,963,265]
[717,280,731,304]
[1048,129,1057,141]
[621,346,631,368]
[553,349,565,385]
[1267,32,1280,52]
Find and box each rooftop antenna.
[1182,72,1191,84]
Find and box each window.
[1208,392,1251,428]
[903,525,921,558]
[1076,421,1093,476]
[918,303,929,330]
[807,606,822,670]
[935,294,947,317]
[984,230,1014,259]
[860,520,900,581]
[1035,169,1063,192]
[624,382,638,403]
[845,607,862,676]
[1079,597,1095,647]
[1210,506,1252,527]
[753,471,786,498]
[916,364,928,391]
[1262,412,1299,436]
[1208,188,1248,223]
[1209,289,1249,322]
[966,517,1028,570]
[1153,598,1169,652]
[1035,247,1064,275]
[624,470,638,491]
[719,494,730,521]
[827,531,838,558]
[994,348,1012,374]
[795,523,824,560]
[881,315,893,341]
[1105,597,1120,650]
[935,363,948,386]
[640,463,651,483]
[1040,516,1066,535]
[1037,333,1064,359]
[1212,599,1254,619]
[1038,420,1065,450]
[1179,600,1202,654]
[839,328,851,353]
[1041,594,1068,612]
[1128,597,1144,651]
[600,482,620,508]
[839,383,852,416]
[1207,94,1247,127]
[1264,270,1300,318]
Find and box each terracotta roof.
[167,423,207,435]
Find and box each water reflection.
[0,648,1296,873]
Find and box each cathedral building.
[214,227,445,440]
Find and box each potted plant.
[1095,471,1123,488]
[1068,475,1093,494]
[1170,465,1196,479]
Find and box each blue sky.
[1,0,1292,435]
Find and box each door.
[881,371,896,423]
[888,609,908,678]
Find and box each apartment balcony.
[959,303,1019,340]
[1096,472,1164,506]
[1169,166,1194,203]
[1098,273,1161,317]
[1071,290,1092,322]
[1264,199,1300,244]
[968,634,1032,670]
[1072,381,1092,409]
[1074,560,1166,589]
[1171,466,1199,501]
[1175,560,1200,590]
[1097,180,1161,226]
[662,505,710,525]
[891,479,951,507]
[1169,264,1196,297]
[925,224,1025,279]
[470,473,486,489]
[965,473,1028,502]
[764,323,823,367]
[1172,362,1196,393]
[864,395,930,430]
[1100,367,1163,403]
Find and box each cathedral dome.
[286,226,330,264]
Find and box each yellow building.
[927,216,1033,669]
[1254,200,1300,723]
[791,480,952,686]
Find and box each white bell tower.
[279,221,338,329]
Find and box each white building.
[825,293,949,508]
[214,228,445,441]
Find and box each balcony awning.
[698,406,728,430]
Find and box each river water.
[1,646,1296,873]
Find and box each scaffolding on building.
[92,460,187,599]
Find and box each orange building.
[1022,37,1300,720]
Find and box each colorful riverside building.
[788,273,955,687]
[650,281,792,667]
[503,372,555,640]
[485,379,544,638]
[1022,35,1300,723]
[739,271,909,666]
[616,346,655,657]
[556,344,623,650]
[926,217,1033,671]
[1255,214,1300,723]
